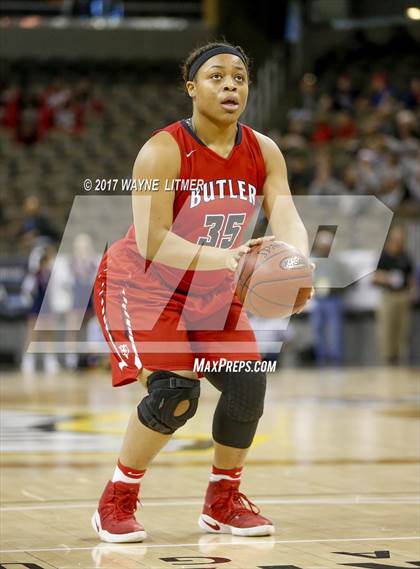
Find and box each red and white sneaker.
[91,480,147,543]
[198,479,275,537]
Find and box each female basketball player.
[92,41,310,542]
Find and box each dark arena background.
[0,1,419,568]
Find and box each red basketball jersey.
[123,119,266,293]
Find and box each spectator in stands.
[19,196,58,249]
[376,149,405,210]
[65,233,99,369]
[369,72,393,108]
[55,97,78,133]
[403,77,420,110]
[355,149,381,195]
[311,112,334,145]
[73,79,104,130]
[403,148,420,202]
[44,77,70,111]
[342,163,358,193]
[286,151,312,195]
[309,230,350,366]
[16,94,39,145]
[308,152,346,196]
[334,110,357,143]
[317,93,333,115]
[373,226,415,365]
[395,109,419,156]
[1,85,20,131]
[21,245,60,374]
[279,117,308,151]
[298,73,318,117]
[333,74,357,112]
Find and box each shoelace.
[213,489,261,520]
[114,490,139,520]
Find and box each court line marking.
[1,496,419,512]
[0,536,418,554]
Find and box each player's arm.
[256,132,309,256]
[132,132,250,271]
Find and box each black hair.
[181,40,250,89]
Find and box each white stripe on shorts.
[121,287,142,370]
[98,278,128,371]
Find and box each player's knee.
[211,370,266,449]
[137,370,200,435]
[222,370,267,423]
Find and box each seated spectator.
[280,118,308,151]
[395,110,419,156]
[377,150,405,210]
[356,149,381,195]
[308,152,346,195]
[21,245,60,374]
[18,196,58,248]
[287,151,312,195]
[16,94,39,145]
[333,74,357,112]
[55,98,78,133]
[1,85,20,130]
[403,77,420,110]
[403,148,420,202]
[369,72,393,107]
[298,73,318,115]
[317,93,333,115]
[311,112,334,145]
[334,110,357,140]
[342,163,358,193]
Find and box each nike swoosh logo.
[127,472,142,477]
[204,520,221,531]
[186,149,196,157]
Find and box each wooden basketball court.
[1,366,419,568]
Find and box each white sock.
[112,460,146,484]
[209,466,242,482]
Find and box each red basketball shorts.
[94,243,261,387]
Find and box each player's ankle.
[112,459,147,484]
[209,465,242,482]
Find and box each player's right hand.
[225,236,276,272]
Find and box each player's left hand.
[243,235,276,248]
[226,235,275,272]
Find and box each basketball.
[236,240,313,318]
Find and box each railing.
[0,1,202,18]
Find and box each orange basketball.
[236,240,313,318]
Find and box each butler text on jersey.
[190,179,257,208]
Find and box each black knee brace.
[206,370,266,449]
[138,370,200,435]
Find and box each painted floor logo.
[0,410,212,454]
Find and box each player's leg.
[93,367,200,543]
[199,369,274,537]
[118,367,198,470]
[191,297,274,536]
[92,262,199,542]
